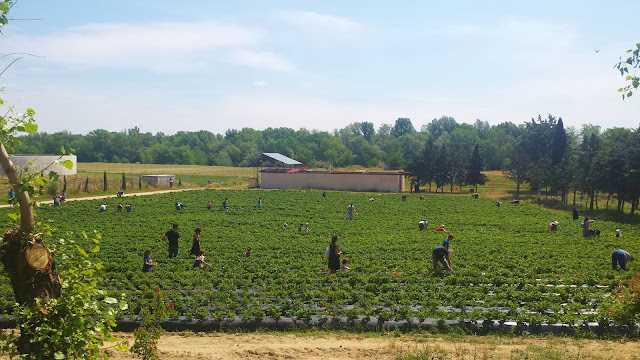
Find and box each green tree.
[404,138,437,192]
[121,172,126,191]
[361,122,375,142]
[551,118,567,166]
[466,143,487,192]
[103,170,108,191]
[391,118,415,137]
[0,5,125,352]
[503,144,530,199]
[426,116,458,139]
[616,43,640,99]
[550,118,571,202]
[433,144,451,192]
[577,130,601,211]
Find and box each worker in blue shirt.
[612,249,633,270]
[432,245,453,274]
[442,234,453,251]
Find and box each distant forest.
[14,116,640,212]
[15,116,527,169]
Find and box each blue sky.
[0,0,638,135]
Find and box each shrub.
[603,273,640,325]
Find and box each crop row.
[0,189,636,325]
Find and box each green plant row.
[0,190,636,325]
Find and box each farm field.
[0,189,637,329]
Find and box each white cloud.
[1,21,293,72]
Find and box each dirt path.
[0,187,201,208]
[100,332,640,360]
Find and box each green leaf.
[26,108,35,117]
[91,245,100,253]
[104,297,117,304]
[48,171,59,182]
[60,146,66,155]
[18,184,35,195]
[35,177,46,187]
[119,302,129,311]
[24,122,37,133]
[95,262,103,270]
[7,213,18,221]
[76,245,88,258]
[54,352,65,360]
[626,75,633,81]
[62,160,73,170]
[628,91,633,97]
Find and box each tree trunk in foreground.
[0,143,61,353]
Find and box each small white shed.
[141,174,176,186]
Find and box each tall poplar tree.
[466,143,487,192]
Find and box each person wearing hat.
[436,224,446,232]
[418,219,428,231]
[432,245,453,274]
[581,217,596,237]
[612,249,633,270]
[615,229,622,237]
[548,221,559,232]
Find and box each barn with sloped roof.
[259,153,404,192]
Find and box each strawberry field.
[0,190,637,329]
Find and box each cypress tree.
[121,172,126,191]
[84,177,89,192]
[103,171,108,191]
[62,176,67,193]
[466,143,487,192]
[551,118,567,166]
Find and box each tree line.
[13,117,640,212]
[406,115,640,214]
[14,117,515,169]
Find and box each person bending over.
[432,245,453,274]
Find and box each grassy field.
[0,163,257,201]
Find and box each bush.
[46,181,59,197]
[130,288,168,360]
[0,232,127,359]
[602,272,640,325]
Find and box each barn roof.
[261,153,304,166]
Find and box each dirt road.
[0,188,201,208]
[100,332,640,360]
